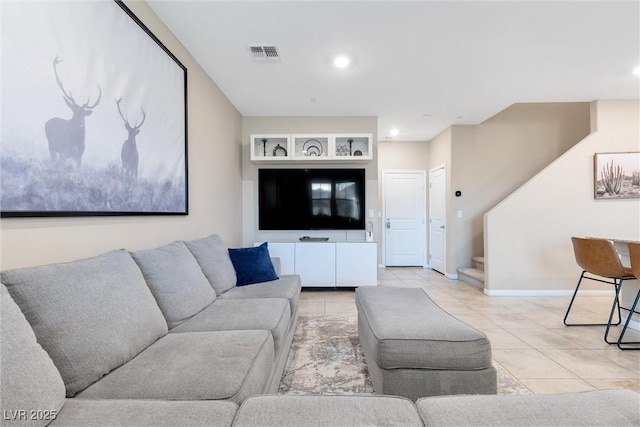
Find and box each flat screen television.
[259,168,366,230]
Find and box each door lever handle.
[386,220,390,229]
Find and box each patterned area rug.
[279,315,531,395]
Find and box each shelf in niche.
[250,134,290,161]
[334,135,371,159]
[292,135,330,160]
[249,133,372,163]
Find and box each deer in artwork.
[115,97,146,178]
[45,56,101,167]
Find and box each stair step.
[457,267,485,291]
[472,256,484,271]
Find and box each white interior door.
[383,171,426,267]
[429,165,446,274]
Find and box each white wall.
[0,1,243,269]
[485,100,640,295]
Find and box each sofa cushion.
[228,243,279,286]
[77,330,274,404]
[233,395,423,427]
[132,241,217,328]
[355,286,492,370]
[52,399,238,427]
[220,275,301,316]
[184,234,237,295]
[416,390,640,426]
[0,285,66,426]
[1,250,168,397]
[171,298,291,354]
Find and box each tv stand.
[263,241,378,288]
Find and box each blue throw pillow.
[228,242,279,286]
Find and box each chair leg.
[604,282,623,344]
[616,289,640,350]
[564,272,621,327]
[563,272,585,326]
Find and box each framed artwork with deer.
[1,1,188,217]
[594,152,640,200]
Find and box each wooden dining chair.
[563,237,635,338]
[614,242,640,350]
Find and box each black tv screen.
[259,168,366,230]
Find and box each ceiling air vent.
[249,45,281,63]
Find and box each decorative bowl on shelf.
[303,139,323,156]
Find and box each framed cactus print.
[1,1,188,217]
[594,152,640,199]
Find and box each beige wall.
[241,116,379,254]
[0,1,243,269]
[378,140,430,171]
[449,103,591,275]
[372,103,591,277]
[485,100,640,294]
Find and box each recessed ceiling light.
[389,128,400,137]
[333,55,350,69]
[422,114,431,120]
[634,66,640,76]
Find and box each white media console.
[262,241,378,288]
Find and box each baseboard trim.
[483,289,615,297]
[446,273,459,280]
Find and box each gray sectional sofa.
[2,233,639,426]
[1,234,300,425]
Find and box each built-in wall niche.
[250,134,291,160]
[250,133,372,163]
[292,135,330,160]
[334,135,371,159]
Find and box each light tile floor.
[298,267,640,395]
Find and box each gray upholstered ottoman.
[232,395,423,427]
[355,286,497,401]
[416,390,640,426]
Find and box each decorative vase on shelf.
[272,144,287,157]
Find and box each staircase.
[457,257,485,291]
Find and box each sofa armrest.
[270,257,281,276]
